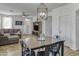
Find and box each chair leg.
[54,53,57,56]
[22,51,23,56]
[22,51,25,56]
[51,52,57,56]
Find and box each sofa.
[0,36,19,46]
[0,29,21,38]
[0,29,21,46]
[0,29,20,34]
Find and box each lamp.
[37,3,48,21]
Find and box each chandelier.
[37,3,48,21]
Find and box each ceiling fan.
[22,11,30,17]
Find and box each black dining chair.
[37,50,46,56]
[49,42,61,56]
[37,46,50,56]
[20,40,35,56]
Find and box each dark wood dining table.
[22,37,64,56]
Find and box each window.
[2,16,12,29]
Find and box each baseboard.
[75,47,79,51]
[64,45,77,51]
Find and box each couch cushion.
[4,33,10,36]
[0,32,4,36]
[0,36,8,41]
[8,35,19,39]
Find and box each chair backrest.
[49,41,62,56]
[20,40,27,49]
[56,42,61,53]
[20,40,31,56]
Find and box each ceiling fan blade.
[22,12,30,17]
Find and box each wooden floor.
[0,35,79,56]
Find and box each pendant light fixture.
[37,3,48,21]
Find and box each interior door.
[59,15,72,47]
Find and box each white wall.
[12,16,25,33]
[76,10,79,50]
[52,4,76,50]
[71,4,79,50]
[45,16,52,37]
[12,16,33,34]
[75,9,79,50]
[51,3,79,50]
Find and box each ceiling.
[0,3,69,16]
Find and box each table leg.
[61,42,64,56]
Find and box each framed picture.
[15,21,23,25]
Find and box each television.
[15,21,23,25]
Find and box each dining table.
[22,36,64,56]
